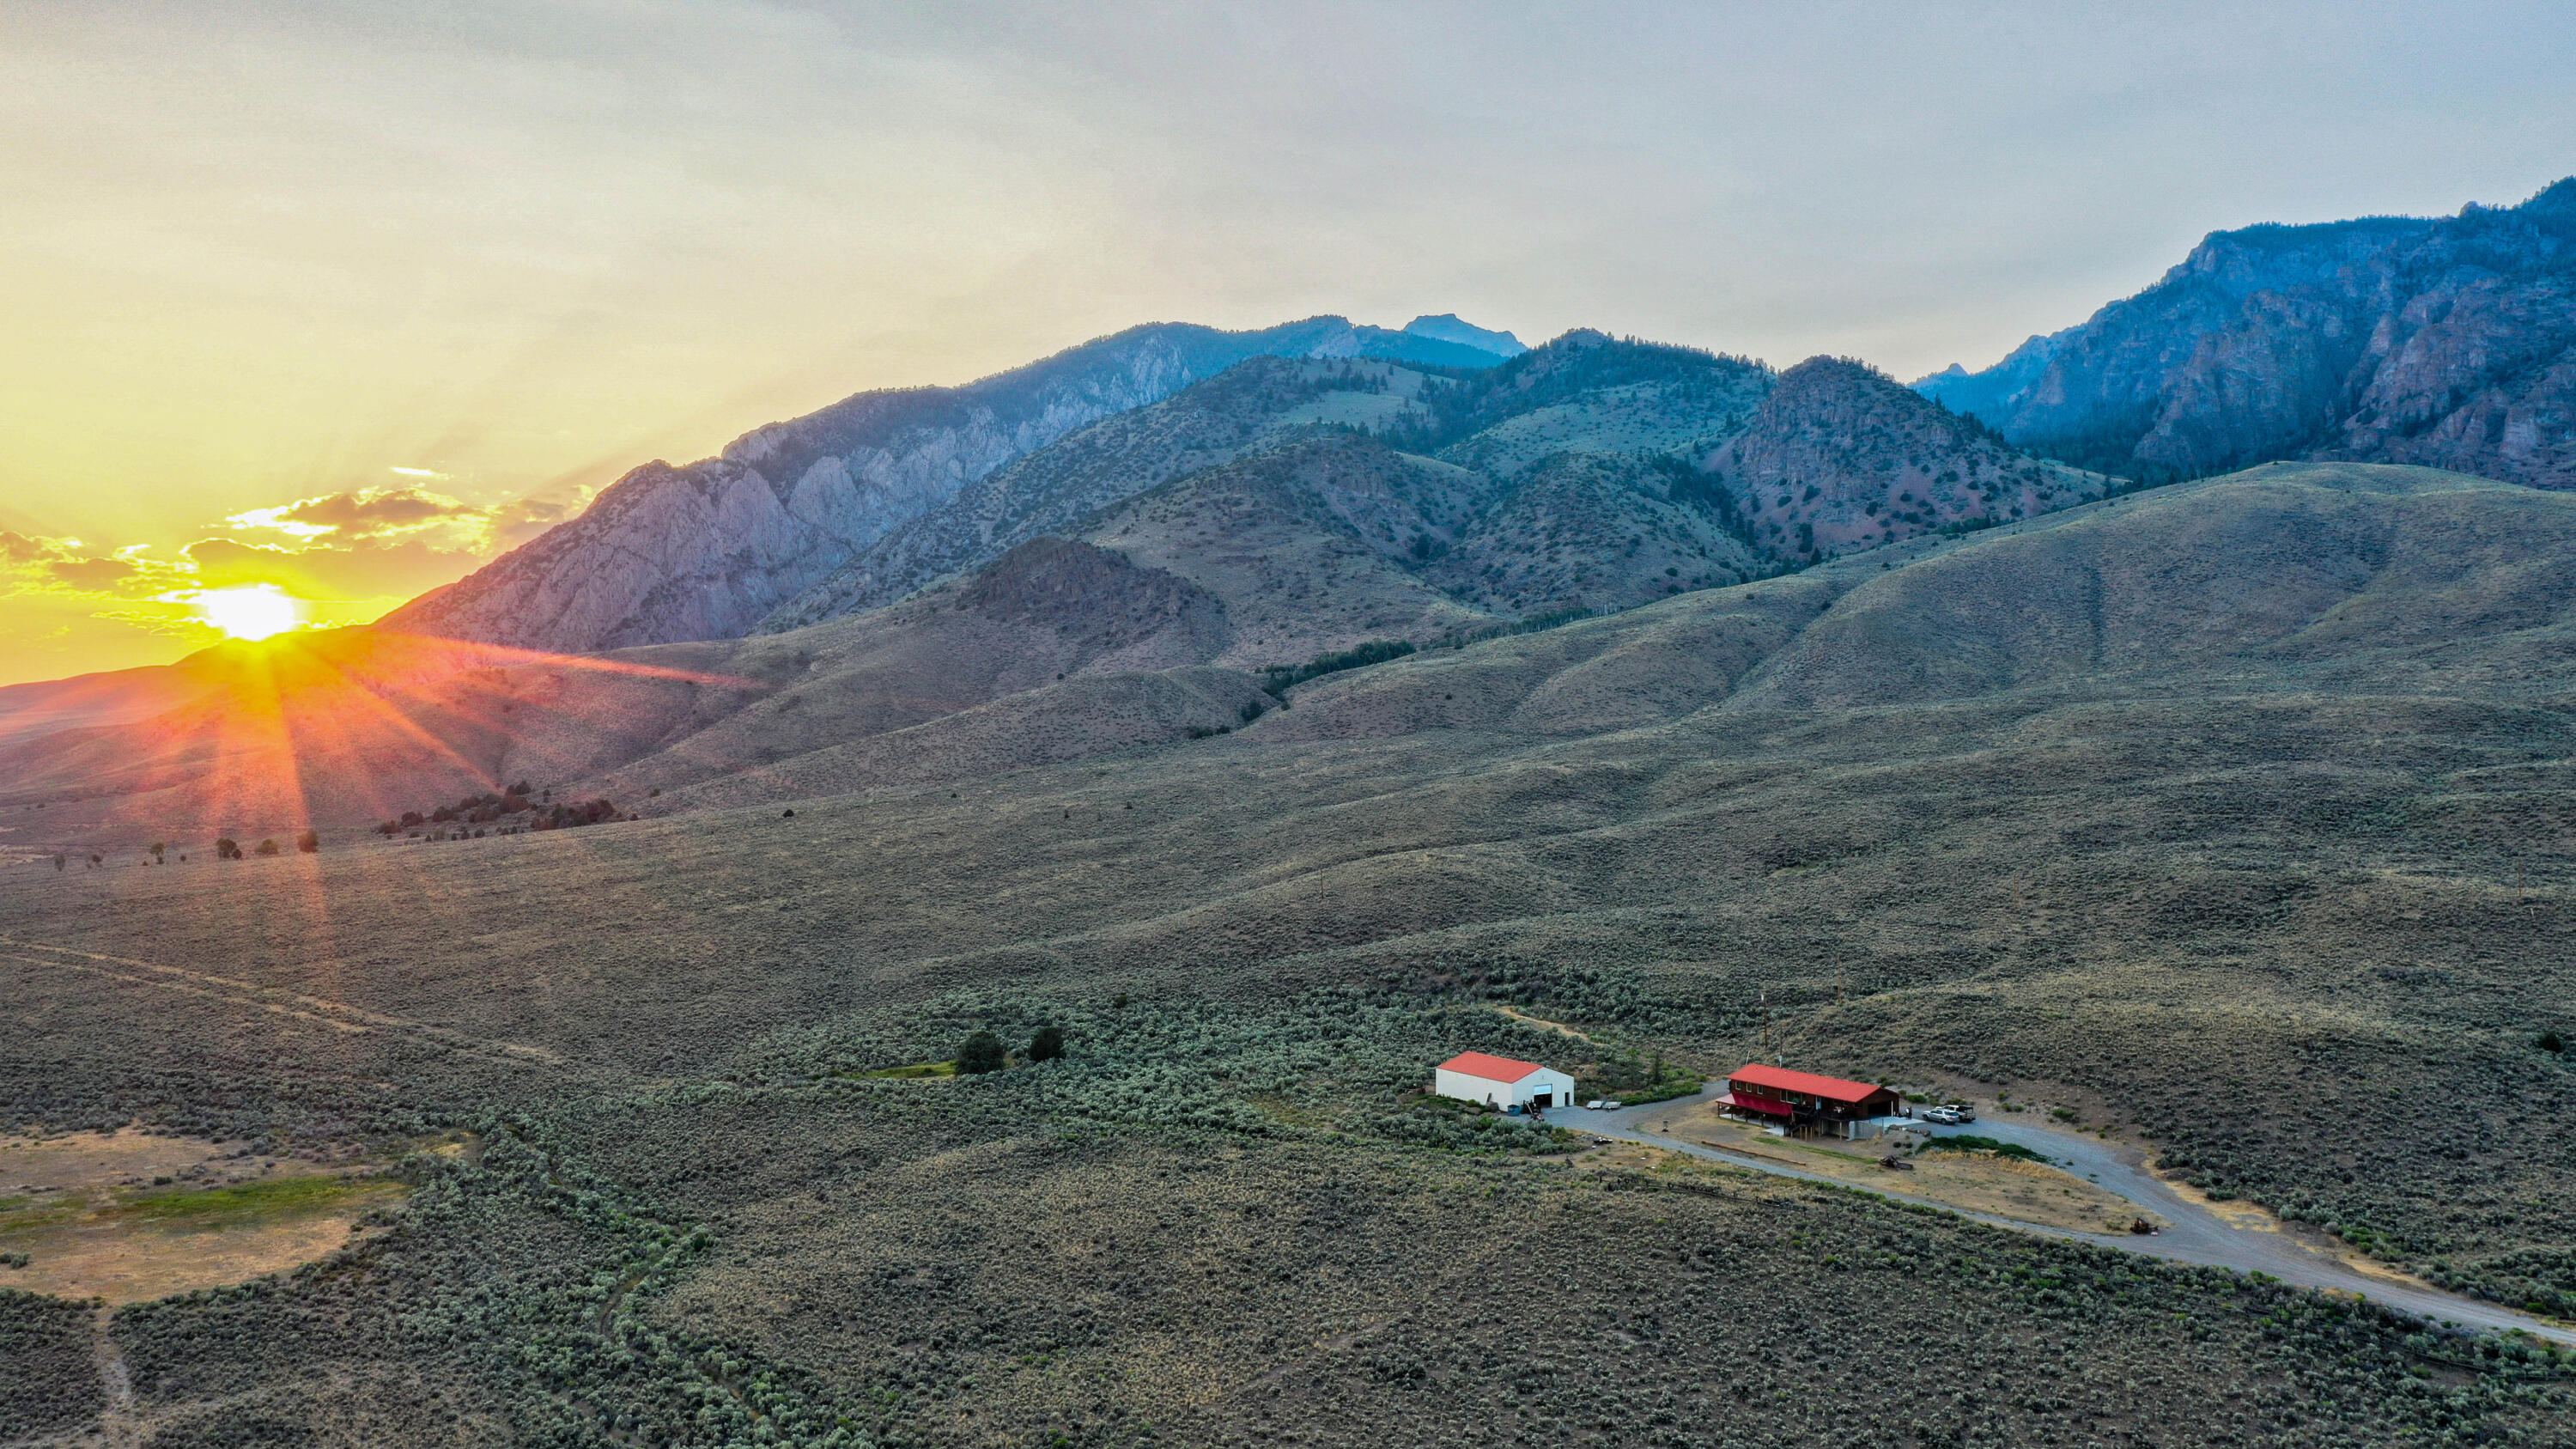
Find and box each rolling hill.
[6,460,2573,1446]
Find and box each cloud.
[46,556,139,590]
[0,480,586,658]
[0,530,55,564]
[483,494,577,551]
[217,484,585,555]
[222,487,481,542]
[0,533,177,598]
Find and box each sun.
[194,584,304,641]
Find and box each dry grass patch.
[1641,1105,2158,1233]
[0,1129,405,1304]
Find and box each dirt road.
[1572,1087,2573,1345]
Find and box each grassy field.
[1,463,2573,1442]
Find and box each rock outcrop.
[759,356,1440,630]
[382,317,1513,654]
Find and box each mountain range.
[382,314,1527,655]
[0,333,2116,837]
[6,182,2574,843]
[1917,176,2576,486]
[13,185,2576,1449]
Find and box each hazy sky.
[4,0,2573,683]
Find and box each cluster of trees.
[1262,638,1416,691]
[203,834,317,858]
[1379,334,1765,455]
[956,1024,1066,1074]
[376,782,538,835]
[374,782,623,839]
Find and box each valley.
[5,460,2575,1445]
[9,9,2574,1440]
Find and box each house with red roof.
[1722,1063,1905,1139]
[1434,1050,1577,1112]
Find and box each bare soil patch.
[1640,1103,2159,1233]
[0,1129,407,1303]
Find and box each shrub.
[215,838,241,860]
[255,838,281,856]
[295,831,319,854]
[1921,1135,2050,1164]
[1027,1026,1066,1063]
[1263,639,1416,691]
[957,1031,1008,1075]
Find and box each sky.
[3,0,2573,685]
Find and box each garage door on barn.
[1433,1051,1577,1111]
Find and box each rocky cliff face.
[758,356,1443,630]
[381,317,1510,654]
[1916,178,2576,487]
[376,305,2116,666]
[775,336,2105,635]
[766,333,1789,631]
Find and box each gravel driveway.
[1563,1087,2573,1344]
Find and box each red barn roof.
[1728,1063,1889,1105]
[1438,1051,1546,1084]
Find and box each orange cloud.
[46,555,141,591]
[0,530,57,565]
[0,533,176,598]
[222,486,478,540]
[485,495,576,551]
[219,484,582,555]
[0,481,589,680]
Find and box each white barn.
[1433,1051,1577,1111]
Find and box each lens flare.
[194,584,303,641]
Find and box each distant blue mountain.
[1400,314,1529,358]
[1912,177,2576,486]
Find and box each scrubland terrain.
[3,460,2574,1444]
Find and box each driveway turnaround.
[1564,1087,2573,1345]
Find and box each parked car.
[1584,1099,1607,1110]
[1601,1099,1622,1110]
[1951,1105,1977,1123]
[1921,1106,1962,1124]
